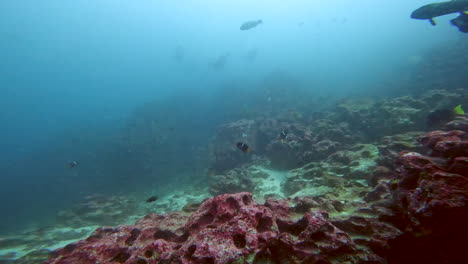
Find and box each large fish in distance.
[240,19,263,30]
[410,0,468,25]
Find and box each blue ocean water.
[0,0,461,235]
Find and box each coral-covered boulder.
[46,193,384,264]
[377,131,425,169]
[47,212,190,264]
[388,127,468,264]
[445,115,468,132]
[417,130,467,157]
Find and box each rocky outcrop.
[208,168,257,196]
[334,90,465,139]
[387,125,468,263]
[334,96,428,140]
[46,193,388,264]
[376,132,425,169]
[208,89,466,174]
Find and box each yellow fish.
[454,105,464,115]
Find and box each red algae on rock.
[46,193,384,264]
[388,125,468,264]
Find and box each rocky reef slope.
[44,108,468,263]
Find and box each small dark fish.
[67,161,79,169]
[146,196,158,203]
[279,130,288,143]
[236,142,251,153]
[240,19,262,31]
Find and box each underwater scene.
[1,0,467,263]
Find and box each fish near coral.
[146,196,158,203]
[236,142,251,153]
[454,104,465,115]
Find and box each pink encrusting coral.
[46,193,384,264]
[388,126,468,264]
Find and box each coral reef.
[205,89,466,201]
[46,193,389,264]
[387,125,468,263]
[376,132,425,169]
[6,89,468,264]
[208,168,257,196]
[264,121,349,170]
[325,144,379,179]
[280,143,379,198]
[333,90,465,139]
[333,96,426,139]
[40,105,468,263]
[208,89,465,175]
[445,114,468,132]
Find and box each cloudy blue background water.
[0,0,460,234]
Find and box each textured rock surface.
[281,144,379,197]
[334,96,428,139]
[387,125,468,264]
[208,89,466,174]
[376,132,425,169]
[46,193,388,264]
[326,144,379,179]
[208,168,257,196]
[264,122,346,170]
